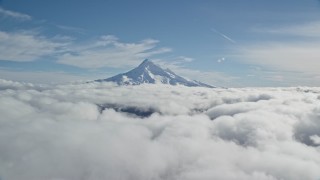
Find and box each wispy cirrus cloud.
[253,21,320,38]
[154,58,238,87]
[236,21,320,85]
[0,68,100,84]
[174,67,238,87]
[237,42,320,85]
[238,42,320,73]
[0,31,170,69]
[57,35,172,68]
[0,31,68,62]
[55,24,86,34]
[0,7,31,21]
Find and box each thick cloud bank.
[0,79,320,180]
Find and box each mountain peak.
[141,58,150,64]
[138,59,154,67]
[95,59,214,88]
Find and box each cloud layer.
[57,35,171,68]
[0,80,320,180]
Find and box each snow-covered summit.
[95,59,214,88]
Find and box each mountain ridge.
[95,59,214,88]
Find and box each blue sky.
[1,0,320,87]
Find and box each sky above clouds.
[1,0,320,86]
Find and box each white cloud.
[254,21,320,38]
[217,57,225,63]
[0,31,67,62]
[0,78,39,90]
[233,21,320,86]
[239,42,320,74]
[154,59,238,87]
[244,67,320,87]
[175,68,237,87]
[236,22,320,85]
[0,7,32,21]
[310,135,320,145]
[1,80,320,179]
[55,24,86,34]
[0,69,98,84]
[0,32,170,69]
[174,56,194,63]
[0,30,171,70]
[57,35,172,68]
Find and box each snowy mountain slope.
[95,59,214,88]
